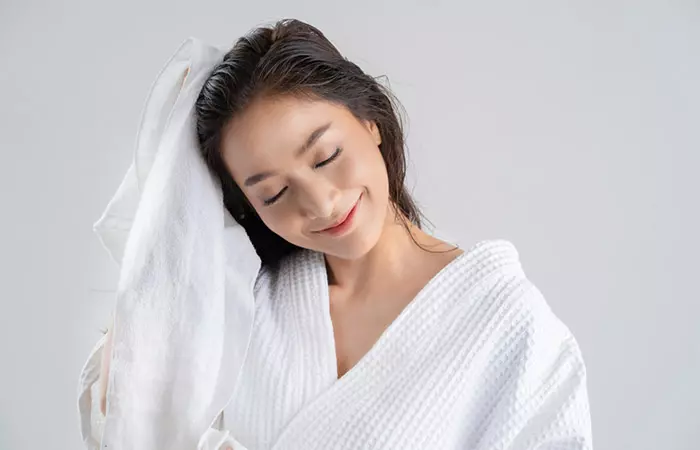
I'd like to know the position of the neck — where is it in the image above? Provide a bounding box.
[323,202,453,304]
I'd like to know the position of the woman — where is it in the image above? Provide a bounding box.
[80,19,592,449]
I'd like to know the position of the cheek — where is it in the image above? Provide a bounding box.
[257,208,304,239]
[337,146,385,189]
[257,210,287,232]
[357,146,389,198]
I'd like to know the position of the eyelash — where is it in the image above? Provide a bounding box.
[263,147,343,206]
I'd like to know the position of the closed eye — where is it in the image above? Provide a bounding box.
[263,147,343,206]
[314,146,342,168]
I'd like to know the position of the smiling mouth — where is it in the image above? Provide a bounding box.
[315,193,362,233]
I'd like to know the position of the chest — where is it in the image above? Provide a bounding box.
[328,291,411,379]
[222,248,474,448]
[327,260,448,379]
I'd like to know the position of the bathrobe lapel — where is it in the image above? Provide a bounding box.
[270,244,494,449]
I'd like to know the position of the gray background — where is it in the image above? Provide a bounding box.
[1,1,698,449]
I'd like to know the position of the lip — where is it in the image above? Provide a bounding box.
[316,193,362,235]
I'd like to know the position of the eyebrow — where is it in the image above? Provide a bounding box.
[243,122,333,187]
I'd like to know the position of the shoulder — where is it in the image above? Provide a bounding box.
[455,238,586,370]
[253,247,314,297]
[453,239,592,447]
[494,240,586,388]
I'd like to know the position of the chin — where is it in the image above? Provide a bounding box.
[320,221,383,261]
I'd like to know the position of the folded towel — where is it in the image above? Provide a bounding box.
[85,37,261,450]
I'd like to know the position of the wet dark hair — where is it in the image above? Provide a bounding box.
[195,18,429,269]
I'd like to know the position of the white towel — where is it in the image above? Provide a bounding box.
[91,37,260,450]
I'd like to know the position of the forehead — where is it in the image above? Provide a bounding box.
[221,96,354,178]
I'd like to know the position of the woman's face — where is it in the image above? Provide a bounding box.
[221,95,389,260]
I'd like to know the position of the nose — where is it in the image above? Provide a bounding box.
[294,172,341,220]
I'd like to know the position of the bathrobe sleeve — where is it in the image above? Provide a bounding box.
[76,334,249,450]
[475,280,593,450]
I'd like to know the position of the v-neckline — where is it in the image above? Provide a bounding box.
[312,247,469,384]
[270,239,521,450]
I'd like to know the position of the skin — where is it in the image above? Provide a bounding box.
[222,95,463,379]
[98,94,463,428]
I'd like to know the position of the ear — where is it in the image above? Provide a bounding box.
[365,120,382,146]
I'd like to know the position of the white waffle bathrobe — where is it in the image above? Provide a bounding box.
[78,239,593,449]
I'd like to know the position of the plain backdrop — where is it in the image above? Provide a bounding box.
[1,1,698,449]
